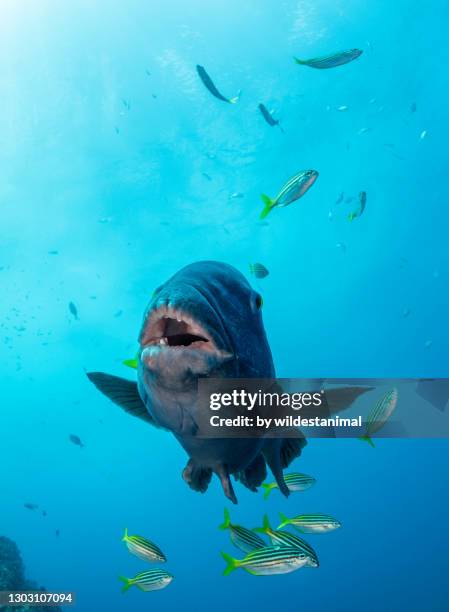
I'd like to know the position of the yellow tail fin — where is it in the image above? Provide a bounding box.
[221,551,238,576]
[260,194,274,219]
[219,508,231,530]
[358,435,375,448]
[119,576,132,593]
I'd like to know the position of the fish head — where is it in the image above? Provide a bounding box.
[299,169,319,195]
[137,261,274,433]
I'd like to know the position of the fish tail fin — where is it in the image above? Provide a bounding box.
[260,194,274,219]
[277,512,289,529]
[221,551,238,576]
[261,483,273,500]
[123,358,138,370]
[294,57,306,65]
[119,576,132,593]
[229,90,241,104]
[358,434,375,448]
[278,124,285,134]
[122,527,128,542]
[219,508,231,530]
[262,513,272,532]
[253,514,272,535]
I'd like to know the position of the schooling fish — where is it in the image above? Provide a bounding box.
[260,170,319,219]
[278,512,341,534]
[24,503,39,511]
[254,514,319,567]
[294,49,363,69]
[69,434,84,448]
[335,191,344,205]
[219,508,266,553]
[222,546,308,576]
[261,472,316,500]
[87,261,371,503]
[119,569,173,593]
[68,302,79,320]
[249,263,269,279]
[196,65,240,104]
[258,103,284,132]
[122,527,166,563]
[348,191,367,221]
[359,388,398,447]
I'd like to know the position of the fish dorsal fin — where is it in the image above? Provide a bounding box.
[87,372,160,427]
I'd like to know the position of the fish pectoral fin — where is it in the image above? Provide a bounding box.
[279,434,307,469]
[86,372,161,428]
[182,459,212,493]
[263,440,289,497]
[215,464,238,505]
[236,454,267,492]
[309,386,373,417]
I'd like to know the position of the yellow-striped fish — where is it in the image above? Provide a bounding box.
[294,49,363,69]
[260,170,318,219]
[261,473,316,499]
[122,528,166,563]
[278,512,341,534]
[119,569,173,593]
[221,546,308,576]
[219,509,266,553]
[254,515,319,567]
[359,388,399,447]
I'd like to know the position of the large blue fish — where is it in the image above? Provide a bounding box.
[87,261,367,503]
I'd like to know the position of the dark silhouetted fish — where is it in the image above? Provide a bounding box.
[69,434,84,448]
[294,49,363,69]
[68,302,79,320]
[24,503,38,511]
[335,191,344,205]
[348,191,367,221]
[258,104,284,132]
[87,261,370,503]
[196,65,240,104]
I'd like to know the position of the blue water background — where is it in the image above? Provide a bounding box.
[1,1,448,610]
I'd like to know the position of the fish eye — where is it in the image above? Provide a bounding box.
[255,294,263,310]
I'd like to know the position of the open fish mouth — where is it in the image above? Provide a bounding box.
[140,305,217,353]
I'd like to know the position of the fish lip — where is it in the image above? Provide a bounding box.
[139,304,220,354]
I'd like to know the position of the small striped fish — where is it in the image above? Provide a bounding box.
[294,49,363,69]
[249,262,269,279]
[359,388,398,447]
[278,512,341,534]
[119,569,173,593]
[122,528,166,563]
[262,472,316,500]
[260,169,319,219]
[254,514,319,567]
[348,191,367,221]
[222,545,308,576]
[219,508,266,553]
